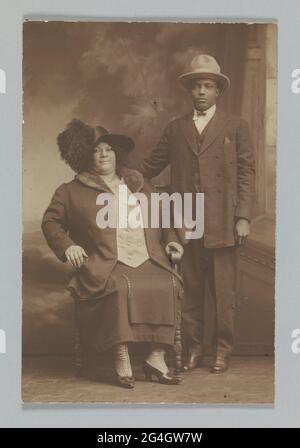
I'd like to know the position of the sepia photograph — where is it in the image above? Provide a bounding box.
[22,21,276,404]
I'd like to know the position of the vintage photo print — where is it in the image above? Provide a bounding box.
[22,21,276,404]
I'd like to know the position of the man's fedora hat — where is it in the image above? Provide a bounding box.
[178,54,230,93]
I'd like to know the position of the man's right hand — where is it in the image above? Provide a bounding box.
[65,245,89,268]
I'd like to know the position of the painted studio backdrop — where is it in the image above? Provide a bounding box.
[23,22,276,358]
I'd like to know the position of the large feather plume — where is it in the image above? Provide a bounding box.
[57,119,95,172]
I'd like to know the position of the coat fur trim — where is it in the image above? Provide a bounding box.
[75,167,144,193]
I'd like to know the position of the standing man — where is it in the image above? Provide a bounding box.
[138,54,255,373]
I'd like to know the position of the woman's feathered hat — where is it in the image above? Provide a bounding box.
[93,125,134,152]
[57,119,135,172]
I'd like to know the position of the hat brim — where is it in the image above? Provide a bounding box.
[178,71,230,92]
[95,134,135,152]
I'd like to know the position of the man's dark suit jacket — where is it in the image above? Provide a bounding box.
[138,108,256,249]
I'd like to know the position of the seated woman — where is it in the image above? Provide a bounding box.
[42,119,184,389]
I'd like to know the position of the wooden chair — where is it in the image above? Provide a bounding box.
[172,261,183,380]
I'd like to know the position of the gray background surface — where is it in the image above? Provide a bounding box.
[0,0,299,428]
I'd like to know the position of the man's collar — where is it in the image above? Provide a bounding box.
[193,104,216,121]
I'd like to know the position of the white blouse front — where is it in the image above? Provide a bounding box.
[102,176,150,268]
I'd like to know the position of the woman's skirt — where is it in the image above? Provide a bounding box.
[74,260,180,354]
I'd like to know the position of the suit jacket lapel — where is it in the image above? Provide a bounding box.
[199,108,230,155]
[180,109,230,157]
[180,112,199,156]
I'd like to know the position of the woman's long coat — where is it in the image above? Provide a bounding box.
[41,168,181,300]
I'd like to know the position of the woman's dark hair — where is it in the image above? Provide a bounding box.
[113,148,129,175]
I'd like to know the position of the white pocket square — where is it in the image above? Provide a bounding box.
[224,137,231,144]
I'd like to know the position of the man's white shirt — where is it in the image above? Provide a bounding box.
[193,104,216,135]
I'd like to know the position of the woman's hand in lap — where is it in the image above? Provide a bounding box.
[65,245,89,268]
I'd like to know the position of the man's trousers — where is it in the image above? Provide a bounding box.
[181,238,239,356]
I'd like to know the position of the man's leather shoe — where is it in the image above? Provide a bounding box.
[182,351,203,371]
[210,355,230,374]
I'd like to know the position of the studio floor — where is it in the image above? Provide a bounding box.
[22,355,274,405]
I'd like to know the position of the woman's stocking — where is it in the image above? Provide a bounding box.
[146,343,169,374]
[114,343,133,377]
